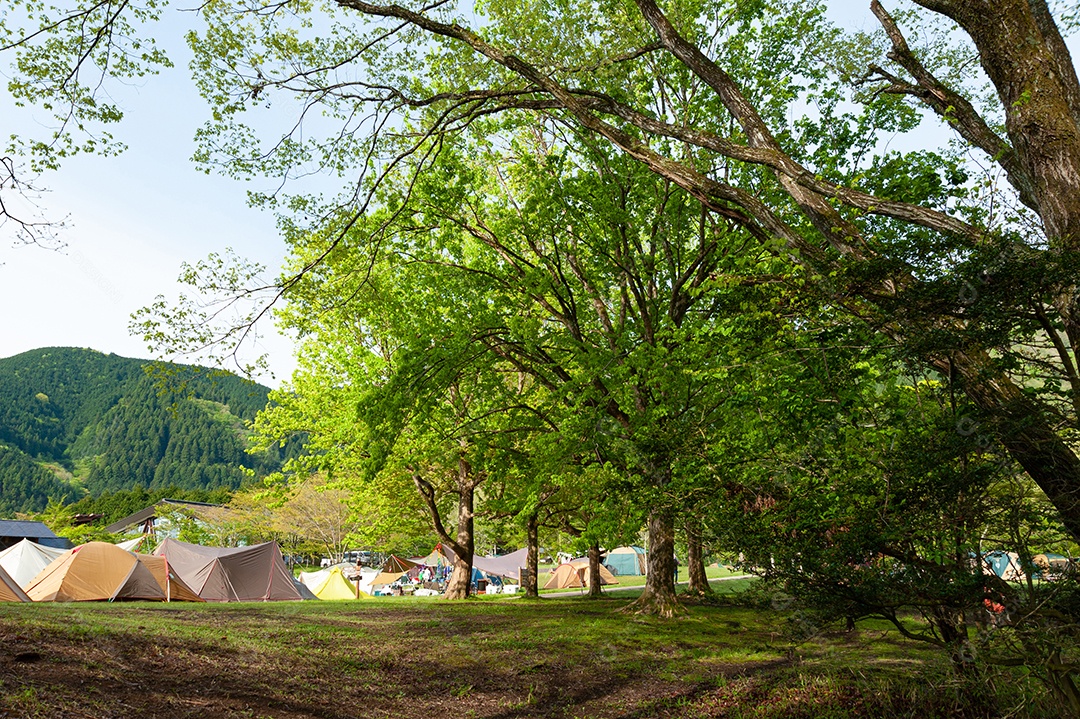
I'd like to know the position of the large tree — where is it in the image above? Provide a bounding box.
[6,0,1080,555]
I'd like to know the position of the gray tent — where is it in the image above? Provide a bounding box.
[154,539,302,602]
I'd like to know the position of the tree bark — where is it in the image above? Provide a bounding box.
[685,517,713,598]
[625,508,681,617]
[524,511,539,598]
[586,541,603,598]
[442,480,475,600]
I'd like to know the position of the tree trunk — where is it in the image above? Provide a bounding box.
[938,349,1080,539]
[524,511,539,598]
[586,541,603,598]
[442,479,475,600]
[625,508,681,617]
[685,517,713,598]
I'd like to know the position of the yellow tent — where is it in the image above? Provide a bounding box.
[307,566,371,600]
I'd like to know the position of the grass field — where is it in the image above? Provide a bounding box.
[0,587,1056,718]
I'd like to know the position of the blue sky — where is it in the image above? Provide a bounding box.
[0,16,297,385]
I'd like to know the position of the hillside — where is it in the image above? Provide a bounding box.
[0,347,285,516]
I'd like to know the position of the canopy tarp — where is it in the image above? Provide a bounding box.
[473,548,529,581]
[154,538,302,602]
[301,566,371,600]
[0,538,65,588]
[0,564,29,602]
[369,554,419,588]
[24,542,203,602]
[603,546,647,576]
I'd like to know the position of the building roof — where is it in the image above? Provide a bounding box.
[104,499,224,534]
[0,520,61,539]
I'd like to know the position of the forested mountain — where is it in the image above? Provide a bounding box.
[0,347,287,516]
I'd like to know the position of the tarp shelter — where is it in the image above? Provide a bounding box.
[604,546,647,576]
[369,555,419,589]
[543,560,619,589]
[0,564,30,602]
[300,566,371,600]
[24,542,203,602]
[0,538,65,588]
[983,551,1024,581]
[473,548,529,582]
[154,538,302,602]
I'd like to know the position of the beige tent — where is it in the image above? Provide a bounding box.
[543,560,619,590]
[25,542,203,602]
[154,538,302,602]
[0,564,30,602]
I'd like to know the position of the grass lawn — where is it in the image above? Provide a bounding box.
[0,591,1056,719]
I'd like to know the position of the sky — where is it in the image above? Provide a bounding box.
[0,1,933,387]
[0,17,299,386]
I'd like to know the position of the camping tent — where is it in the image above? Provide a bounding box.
[543,560,619,589]
[0,564,29,602]
[368,555,419,589]
[604,546,647,576]
[0,538,65,588]
[300,566,371,600]
[24,542,202,602]
[417,543,456,569]
[983,550,1025,581]
[1033,553,1070,578]
[154,538,302,602]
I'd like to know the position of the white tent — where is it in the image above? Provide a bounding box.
[0,538,65,588]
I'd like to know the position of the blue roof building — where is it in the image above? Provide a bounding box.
[0,519,70,550]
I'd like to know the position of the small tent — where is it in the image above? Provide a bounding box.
[604,546,647,576]
[24,542,202,602]
[0,538,65,588]
[543,560,619,589]
[0,564,30,602]
[300,566,371,600]
[983,550,1025,581]
[154,538,302,602]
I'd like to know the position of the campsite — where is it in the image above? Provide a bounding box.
[6,0,1080,715]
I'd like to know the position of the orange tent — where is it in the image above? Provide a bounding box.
[25,542,203,602]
